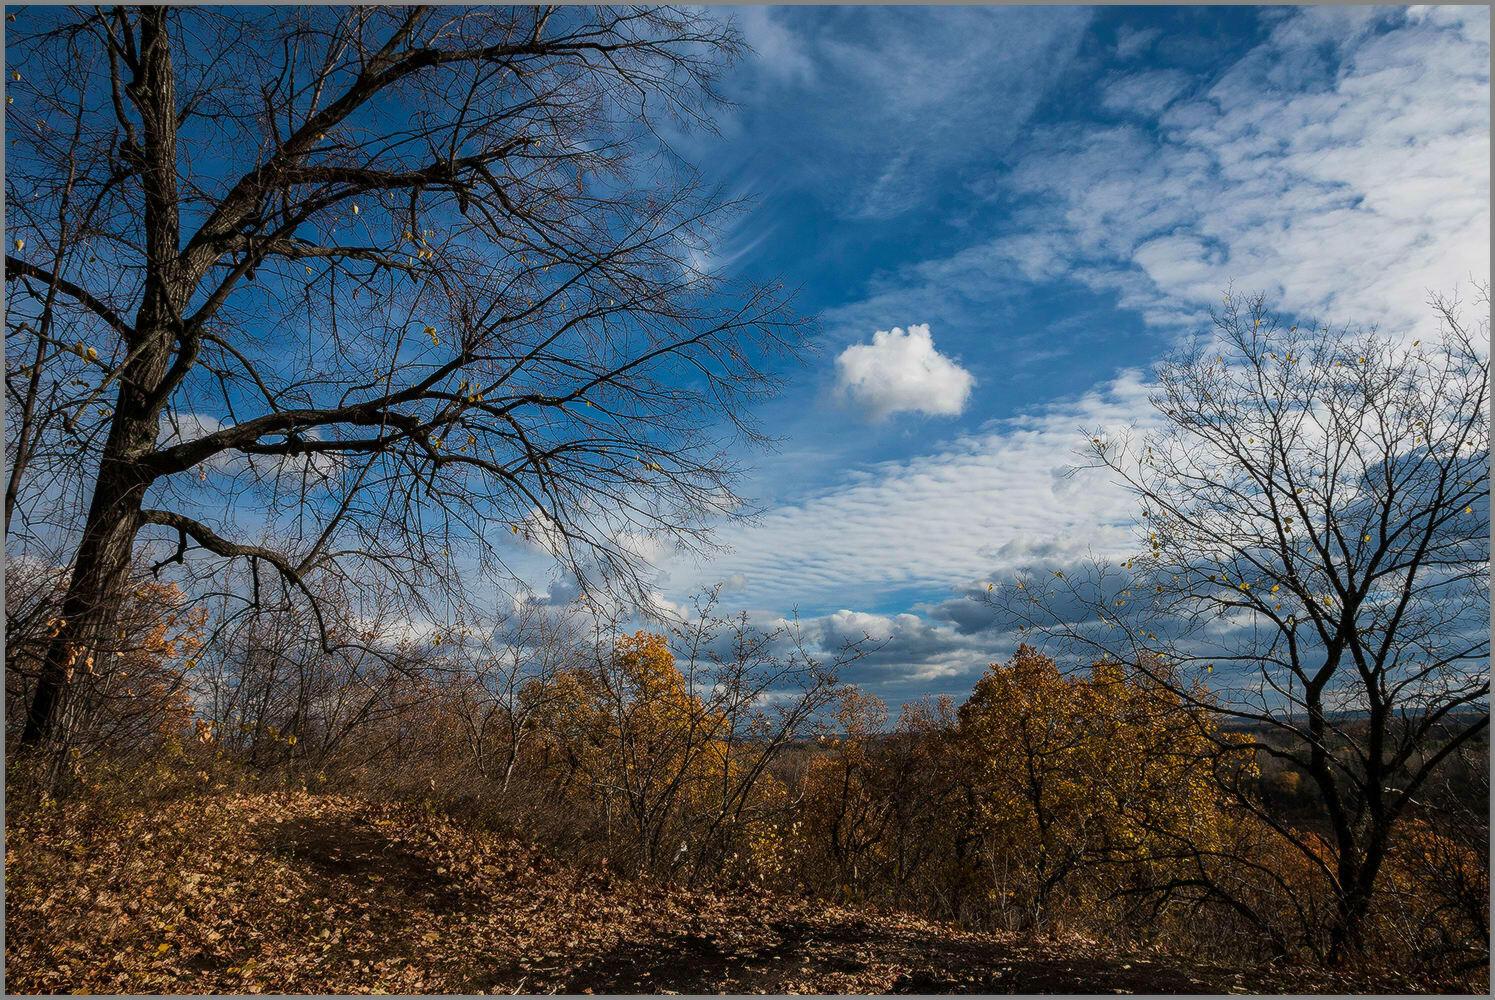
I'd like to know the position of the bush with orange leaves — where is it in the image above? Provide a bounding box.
[1374,818,1490,978]
[6,558,206,766]
[951,646,1245,933]
[788,645,1261,944]
[5,558,211,812]
[532,632,733,868]
[520,621,844,883]
[792,689,964,909]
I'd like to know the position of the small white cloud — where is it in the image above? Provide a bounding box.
[834,323,975,421]
[642,589,689,624]
[1100,69,1190,116]
[735,7,815,85]
[824,609,899,643]
[1114,25,1161,60]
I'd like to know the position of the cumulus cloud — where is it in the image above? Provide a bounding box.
[716,606,1000,701]
[834,324,975,421]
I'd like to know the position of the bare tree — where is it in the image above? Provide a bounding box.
[4,6,798,750]
[991,291,1489,960]
[449,596,581,796]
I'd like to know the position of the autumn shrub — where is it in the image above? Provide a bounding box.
[788,689,963,910]
[497,630,825,881]
[1373,819,1490,980]
[7,565,1485,989]
[6,559,209,805]
[948,647,1238,934]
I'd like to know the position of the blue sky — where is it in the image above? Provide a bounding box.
[9,5,1485,708]
[553,4,1490,703]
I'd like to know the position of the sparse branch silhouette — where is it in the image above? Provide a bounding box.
[5,5,799,750]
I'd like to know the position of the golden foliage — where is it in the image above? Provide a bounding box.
[953,645,1233,927]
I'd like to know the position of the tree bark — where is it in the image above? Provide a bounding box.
[21,7,185,750]
[19,417,154,745]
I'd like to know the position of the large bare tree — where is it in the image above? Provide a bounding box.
[5,6,796,749]
[991,291,1489,960]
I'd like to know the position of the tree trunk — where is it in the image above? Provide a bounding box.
[19,423,154,747]
[19,323,175,750]
[21,7,184,752]
[1328,826,1388,965]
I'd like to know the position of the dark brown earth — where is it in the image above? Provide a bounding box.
[3,791,1439,994]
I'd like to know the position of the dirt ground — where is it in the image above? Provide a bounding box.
[3,791,1442,994]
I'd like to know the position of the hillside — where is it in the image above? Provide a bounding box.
[3,791,1431,995]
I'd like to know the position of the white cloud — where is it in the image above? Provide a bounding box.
[764,7,1093,219]
[735,7,815,85]
[156,411,345,481]
[676,371,1156,610]
[834,324,975,421]
[1001,6,1490,338]
[818,8,1487,347]
[1114,25,1161,60]
[1100,69,1190,116]
[823,609,900,643]
[514,507,568,558]
[157,412,234,471]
